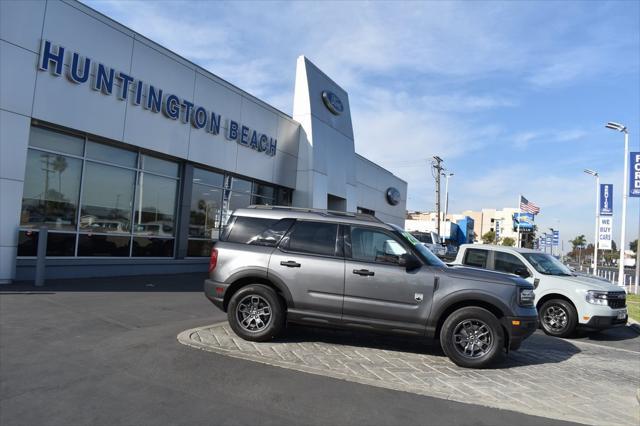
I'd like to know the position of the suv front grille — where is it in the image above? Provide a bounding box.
[606,292,626,309]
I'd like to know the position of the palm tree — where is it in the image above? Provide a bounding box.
[570,235,587,265]
[51,155,68,193]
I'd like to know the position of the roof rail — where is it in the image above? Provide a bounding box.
[247,205,384,224]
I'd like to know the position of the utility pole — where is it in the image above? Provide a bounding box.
[432,156,444,237]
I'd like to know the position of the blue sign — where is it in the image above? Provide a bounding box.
[513,212,534,231]
[599,184,613,216]
[37,40,278,157]
[630,152,640,197]
[552,230,559,247]
[321,90,344,115]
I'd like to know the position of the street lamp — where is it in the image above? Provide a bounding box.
[605,121,629,287]
[442,172,454,219]
[584,169,600,276]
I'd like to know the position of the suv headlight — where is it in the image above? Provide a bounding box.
[518,288,535,307]
[586,290,609,305]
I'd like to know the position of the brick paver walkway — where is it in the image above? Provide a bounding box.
[178,323,640,426]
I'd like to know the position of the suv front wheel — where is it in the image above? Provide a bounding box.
[227,284,285,342]
[539,299,577,338]
[440,307,504,368]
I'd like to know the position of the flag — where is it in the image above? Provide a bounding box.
[520,195,540,215]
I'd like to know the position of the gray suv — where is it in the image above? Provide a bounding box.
[204,207,538,368]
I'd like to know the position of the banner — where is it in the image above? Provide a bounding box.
[552,230,559,247]
[630,152,640,197]
[598,216,613,250]
[495,219,501,240]
[599,184,613,216]
[513,212,534,231]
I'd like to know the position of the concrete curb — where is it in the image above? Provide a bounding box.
[628,317,640,334]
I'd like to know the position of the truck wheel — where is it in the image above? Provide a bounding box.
[539,299,577,338]
[440,307,504,369]
[227,284,285,342]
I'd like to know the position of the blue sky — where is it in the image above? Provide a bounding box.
[86,0,639,252]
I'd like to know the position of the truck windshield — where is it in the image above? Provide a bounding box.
[521,253,572,276]
[398,230,447,267]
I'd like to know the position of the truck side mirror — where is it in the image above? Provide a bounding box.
[514,267,530,279]
[401,254,422,271]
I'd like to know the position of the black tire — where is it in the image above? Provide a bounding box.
[227,284,285,342]
[539,299,577,338]
[439,307,504,369]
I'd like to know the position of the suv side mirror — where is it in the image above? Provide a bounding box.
[514,267,530,279]
[401,254,422,271]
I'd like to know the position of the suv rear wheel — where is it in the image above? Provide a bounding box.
[440,307,504,368]
[539,299,577,338]
[227,284,285,342]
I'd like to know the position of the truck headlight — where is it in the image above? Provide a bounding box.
[586,290,608,305]
[518,288,535,307]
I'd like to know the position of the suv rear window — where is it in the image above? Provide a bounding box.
[283,221,339,257]
[222,216,293,246]
[464,249,488,268]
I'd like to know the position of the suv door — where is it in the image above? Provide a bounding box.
[269,220,345,323]
[342,225,437,334]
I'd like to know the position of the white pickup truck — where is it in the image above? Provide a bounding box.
[452,244,628,337]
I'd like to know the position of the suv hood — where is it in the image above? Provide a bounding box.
[444,265,528,287]
[546,274,624,292]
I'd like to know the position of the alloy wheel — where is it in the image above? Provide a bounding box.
[452,319,494,359]
[543,305,568,332]
[236,295,272,332]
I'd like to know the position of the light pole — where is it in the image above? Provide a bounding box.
[584,169,600,276]
[549,228,556,257]
[605,121,629,287]
[442,172,454,219]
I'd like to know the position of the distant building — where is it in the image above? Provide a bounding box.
[460,208,523,243]
[405,211,474,245]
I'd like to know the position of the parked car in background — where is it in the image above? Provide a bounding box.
[204,207,538,368]
[411,231,447,258]
[453,244,628,337]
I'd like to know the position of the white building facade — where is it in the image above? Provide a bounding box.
[0,0,407,282]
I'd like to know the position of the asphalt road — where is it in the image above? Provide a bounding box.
[2,273,637,426]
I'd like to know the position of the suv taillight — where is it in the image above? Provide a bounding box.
[208,248,218,273]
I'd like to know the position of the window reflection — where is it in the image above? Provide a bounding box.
[80,162,135,233]
[133,172,177,236]
[20,150,82,230]
[189,185,222,238]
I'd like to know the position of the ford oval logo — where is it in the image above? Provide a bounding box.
[321,90,344,115]
[386,187,401,206]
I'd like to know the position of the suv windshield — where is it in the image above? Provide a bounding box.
[522,253,572,276]
[397,229,446,267]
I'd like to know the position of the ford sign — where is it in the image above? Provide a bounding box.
[386,187,401,206]
[321,90,344,115]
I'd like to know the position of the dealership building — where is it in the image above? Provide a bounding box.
[0,0,407,283]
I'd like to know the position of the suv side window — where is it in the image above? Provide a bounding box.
[222,216,293,247]
[464,249,488,268]
[494,251,527,275]
[350,226,408,265]
[284,221,339,257]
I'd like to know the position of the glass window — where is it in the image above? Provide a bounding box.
[189,185,223,239]
[29,126,84,156]
[132,237,174,257]
[231,177,252,193]
[253,183,275,199]
[86,141,137,167]
[133,173,178,236]
[78,234,130,256]
[350,227,407,265]
[286,221,338,257]
[80,162,135,234]
[17,230,38,256]
[494,252,527,274]
[357,207,375,216]
[193,168,224,187]
[225,217,278,244]
[140,154,179,177]
[464,249,488,268]
[251,195,274,206]
[187,239,213,257]
[16,231,76,257]
[276,188,292,206]
[20,149,82,231]
[228,191,251,211]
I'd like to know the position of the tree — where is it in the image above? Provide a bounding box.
[501,237,515,247]
[631,239,638,254]
[481,230,496,244]
[570,235,586,251]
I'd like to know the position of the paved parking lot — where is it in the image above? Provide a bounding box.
[180,322,640,426]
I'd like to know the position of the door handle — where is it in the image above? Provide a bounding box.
[280,260,301,268]
[353,269,375,276]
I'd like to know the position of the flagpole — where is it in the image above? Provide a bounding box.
[517,194,521,248]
